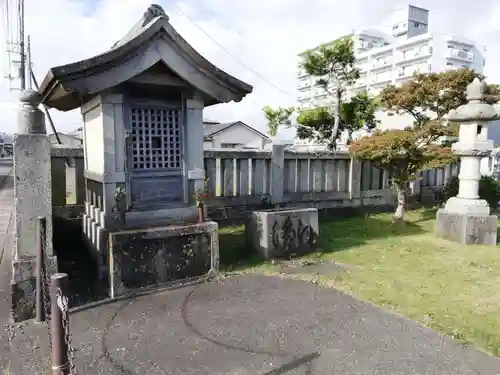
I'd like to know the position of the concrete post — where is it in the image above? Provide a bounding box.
[436,78,499,245]
[11,89,58,322]
[270,144,285,204]
[348,157,362,201]
[185,96,206,200]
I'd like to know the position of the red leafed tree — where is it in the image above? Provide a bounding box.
[349,68,499,222]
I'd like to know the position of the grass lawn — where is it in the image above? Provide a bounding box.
[219,208,500,357]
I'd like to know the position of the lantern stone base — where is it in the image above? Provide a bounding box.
[435,208,497,245]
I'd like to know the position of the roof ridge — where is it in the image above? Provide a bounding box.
[111,4,169,49]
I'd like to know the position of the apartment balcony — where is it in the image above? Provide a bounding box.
[396,46,432,64]
[297,80,311,90]
[447,48,474,62]
[369,77,393,87]
[354,78,368,88]
[297,70,308,78]
[297,94,311,102]
[395,69,414,81]
[369,59,393,71]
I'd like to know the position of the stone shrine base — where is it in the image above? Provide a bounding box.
[11,256,58,322]
[108,221,219,298]
[435,209,497,245]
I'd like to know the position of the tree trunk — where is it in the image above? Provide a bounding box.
[393,183,407,222]
[330,85,341,148]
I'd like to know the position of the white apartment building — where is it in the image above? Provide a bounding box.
[296,5,486,139]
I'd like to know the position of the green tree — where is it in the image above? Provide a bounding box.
[349,123,456,222]
[263,92,379,144]
[263,106,295,137]
[381,68,500,126]
[296,91,379,144]
[300,36,361,148]
[349,68,499,222]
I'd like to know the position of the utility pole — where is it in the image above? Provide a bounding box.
[27,34,31,89]
[18,0,25,90]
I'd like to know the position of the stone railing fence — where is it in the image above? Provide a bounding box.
[49,145,457,219]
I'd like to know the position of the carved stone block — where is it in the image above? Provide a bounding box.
[245,208,319,259]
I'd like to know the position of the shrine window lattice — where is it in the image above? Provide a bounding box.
[130,107,182,170]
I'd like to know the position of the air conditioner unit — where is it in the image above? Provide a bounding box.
[398,70,405,76]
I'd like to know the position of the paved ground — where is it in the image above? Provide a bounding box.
[9,274,500,375]
[0,158,14,374]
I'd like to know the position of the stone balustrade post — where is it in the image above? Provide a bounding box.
[11,89,58,322]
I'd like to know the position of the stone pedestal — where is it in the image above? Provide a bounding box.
[435,209,497,245]
[246,208,319,259]
[108,221,219,298]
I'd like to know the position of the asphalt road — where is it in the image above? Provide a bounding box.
[0,157,14,375]
[9,275,500,375]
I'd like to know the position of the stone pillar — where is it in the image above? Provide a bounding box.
[11,90,57,322]
[270,144,285,204]
[348,157,362,201]
[410,173,421,196]
[436,78,498,245]
[185,96,206,199]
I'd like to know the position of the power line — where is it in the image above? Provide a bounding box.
[168,0,294,98]
[17,0,24,89]
[1,0,14,82]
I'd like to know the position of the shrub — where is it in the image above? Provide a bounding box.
[444,175,500,208]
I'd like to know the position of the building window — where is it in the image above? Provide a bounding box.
[221,143,241,149]
[446,62,453,66]
[414,22,420,28]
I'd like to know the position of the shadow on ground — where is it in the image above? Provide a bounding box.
[218,209,433,269]
[413,207,439,223]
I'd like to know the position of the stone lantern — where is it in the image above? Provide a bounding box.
[436,78,499,245]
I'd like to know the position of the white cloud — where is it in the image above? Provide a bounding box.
[0,0,499,137]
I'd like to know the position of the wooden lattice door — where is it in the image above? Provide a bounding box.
[127,105,184,209]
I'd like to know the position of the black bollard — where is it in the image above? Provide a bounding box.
[50,273,70,375]
[35,216,47,323]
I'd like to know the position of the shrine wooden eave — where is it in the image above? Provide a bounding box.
[38,10,253,111]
